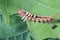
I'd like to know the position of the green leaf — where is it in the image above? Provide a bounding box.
[0,0,33,40]
[0,0,23,24]
[0,12,31,40]
[21,0,60,40]
[0,0,60,40]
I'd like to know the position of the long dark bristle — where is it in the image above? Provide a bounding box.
[11,13,18,16]
[53,19,60,23]
[56,19,60,22]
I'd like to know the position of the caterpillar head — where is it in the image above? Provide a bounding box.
[18,10,26,16]
[18,10,28,16]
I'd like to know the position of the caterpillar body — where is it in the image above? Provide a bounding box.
[18,10,57,23]
[17,10,58,29]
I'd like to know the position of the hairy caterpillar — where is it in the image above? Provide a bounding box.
[17,10,59,29]
[18,10,57,23]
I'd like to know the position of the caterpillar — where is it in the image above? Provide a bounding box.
[18,10,57,23]
[17,10,59,29]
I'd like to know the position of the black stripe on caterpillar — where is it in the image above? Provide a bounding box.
[18,10,57,23]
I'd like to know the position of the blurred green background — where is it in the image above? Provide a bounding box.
[0,0,60,40]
